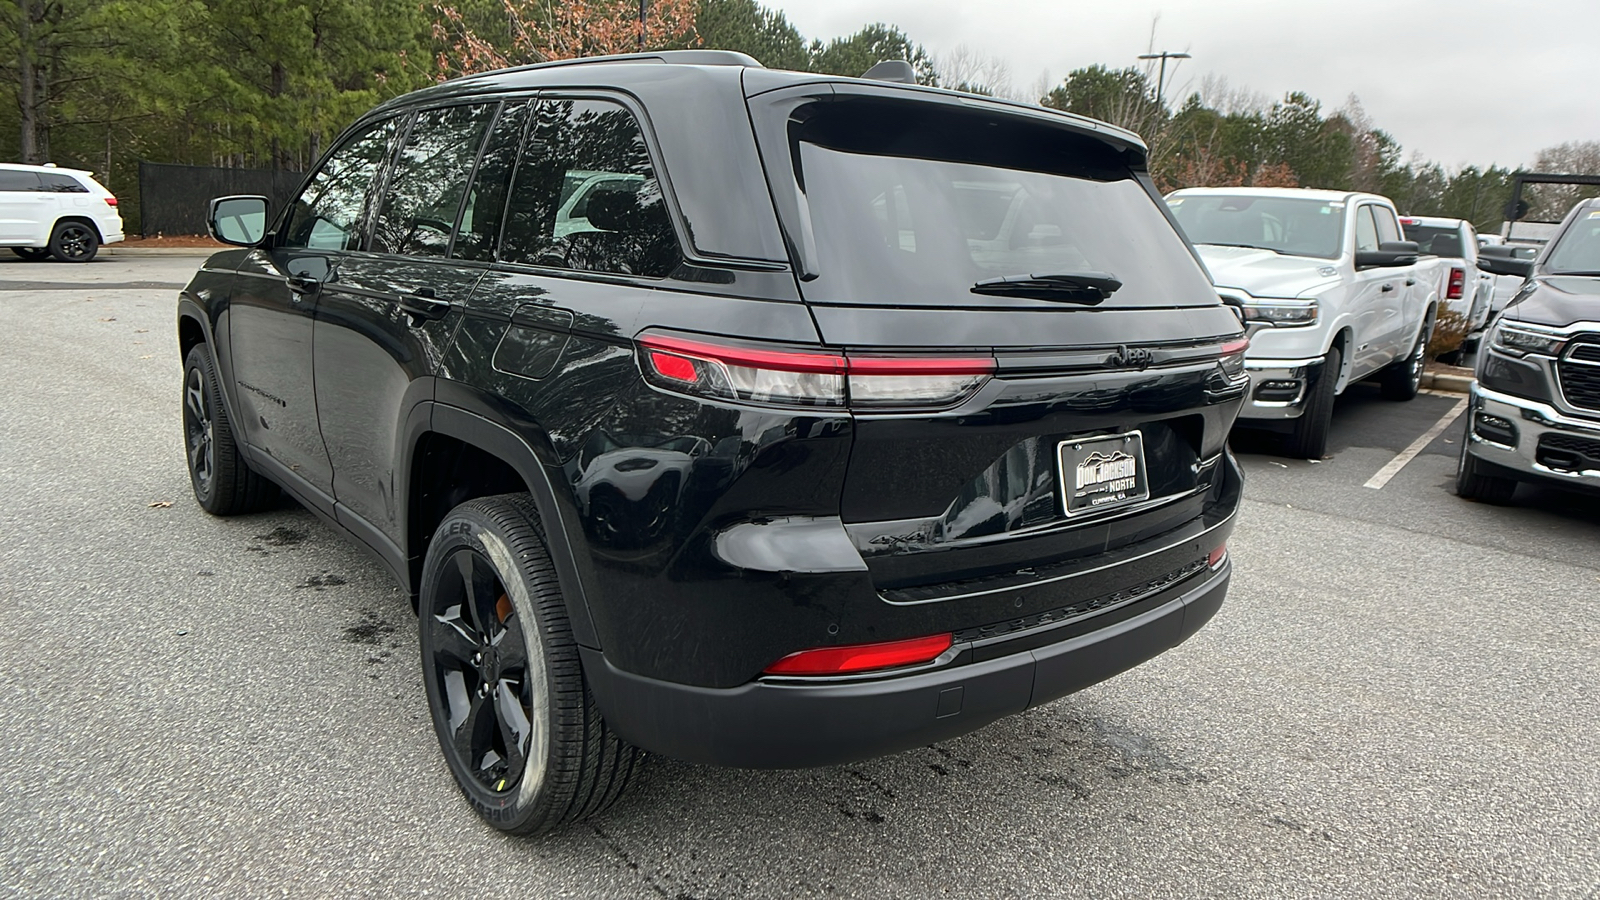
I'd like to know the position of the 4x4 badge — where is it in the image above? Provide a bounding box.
[1107,345,1154,370]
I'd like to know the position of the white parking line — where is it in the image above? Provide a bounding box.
[1363,397,1470,490]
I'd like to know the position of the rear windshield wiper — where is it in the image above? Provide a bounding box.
[971,271,1123,304]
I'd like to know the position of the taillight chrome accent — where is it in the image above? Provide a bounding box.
[637,331,994,409]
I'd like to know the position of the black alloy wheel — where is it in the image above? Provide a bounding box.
[184,365,216,498]
[428,546,542,795]
[181,345,276,515]
[48,221,99,262]
[10,247,50,261]
[419,494,642,835]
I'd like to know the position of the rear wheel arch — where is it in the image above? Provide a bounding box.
[52,215,104,242]
[178,313,206,361]
[406,406,601,648]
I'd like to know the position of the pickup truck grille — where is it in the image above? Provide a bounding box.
[1558,341,1600,413]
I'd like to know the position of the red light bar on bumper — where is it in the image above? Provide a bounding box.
[762,633,954,676]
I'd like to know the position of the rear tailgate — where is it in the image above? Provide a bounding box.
[751,87,1246,609]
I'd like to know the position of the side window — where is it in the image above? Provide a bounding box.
[282,118,398,251]
[39,173,89,193]
[1354,206,1380,253]
[1373,207,1402,245]
[0,171,40,191]
[371,103,497,257]
[453,100,530,263]
[500,97,679,277]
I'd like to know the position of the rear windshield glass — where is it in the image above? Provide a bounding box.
[1544,212,1600,275]
[1401,224,1464,258]
[1167,194,1345,260]
[790,101,1216,308]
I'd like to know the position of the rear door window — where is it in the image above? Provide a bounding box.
[499,97,678,277]
[282,118,399,251]
[371,103,497,258]
[784,99,1216,307]
[453,100,531,263]
[39,173,89,193]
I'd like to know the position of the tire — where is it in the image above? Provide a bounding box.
[1455,420,1518,504]
[11,247,50,261]
[1283,345,1340,460]
[1381,318,1430,401]
[48,221,99,262]
[182,345,277,515]
[419,494,643,835]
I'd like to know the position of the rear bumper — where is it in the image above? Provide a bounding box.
[1466,383,1600,488]
[582,560,1230,768]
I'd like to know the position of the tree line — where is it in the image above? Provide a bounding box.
[4,0,1593,233]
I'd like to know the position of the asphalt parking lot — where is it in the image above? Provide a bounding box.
[3,254,1597,899]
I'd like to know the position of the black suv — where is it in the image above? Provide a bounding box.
[179,51,1248,834]
[1459,197,1600,502]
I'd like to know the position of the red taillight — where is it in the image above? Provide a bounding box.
[636,331,994,409]
[648,350,698,383]
[1207,544,1228,569]
[104,196,118,207]
[1400,217,1419,226]
[763,633,954,676]
[1447,267,1465,300]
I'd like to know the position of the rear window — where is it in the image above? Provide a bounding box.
[789,100,1216,308]
[1402,224,1464,258]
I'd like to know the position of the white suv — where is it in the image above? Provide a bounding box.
[0,163,124,262]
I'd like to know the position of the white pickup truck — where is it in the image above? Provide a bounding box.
[1166,187,1442,458]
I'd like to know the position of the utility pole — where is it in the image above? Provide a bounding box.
[638,0,647,50]
[1137,50,1191,111]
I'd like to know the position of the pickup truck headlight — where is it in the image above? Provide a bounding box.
[1237,298,1318,327]
[1490,322,1566,358]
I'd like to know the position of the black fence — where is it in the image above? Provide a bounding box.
[137,162,305,236]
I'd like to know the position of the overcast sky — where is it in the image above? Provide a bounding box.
[772,0,1598,171]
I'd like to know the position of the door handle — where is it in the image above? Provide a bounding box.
[286,275,323,296]
[1381,283,1396,293]
[1405,279,1417,286]
[399,287,451,322]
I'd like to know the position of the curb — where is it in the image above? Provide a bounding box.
[102,247,217,257]
[1421,372,1473,394]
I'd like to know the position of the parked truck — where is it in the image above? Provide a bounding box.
[1400,215,1493,336]
[1167,187,1443,458]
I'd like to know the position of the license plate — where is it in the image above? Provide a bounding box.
[1059,431,1150,516]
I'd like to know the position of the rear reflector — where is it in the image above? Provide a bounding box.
[637,330,993,409]
[763,633,954,676]
[1207,544,1227,569]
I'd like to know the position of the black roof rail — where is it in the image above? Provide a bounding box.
[463,49,762,81]
[860,60,916,84]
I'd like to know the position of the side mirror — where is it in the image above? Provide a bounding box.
[208,195,269,247]
[1477,254,1534,278]
[1354,241,1420,269]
